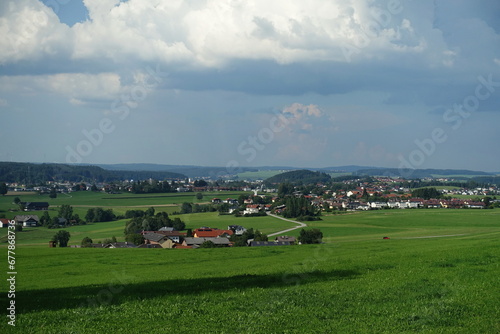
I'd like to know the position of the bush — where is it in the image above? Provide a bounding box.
[200,240,216,248]
[52,230,71,247]
[297,215,322,221]
[81,237,93,247]
[125,233,144,245]
[298,228,323,244]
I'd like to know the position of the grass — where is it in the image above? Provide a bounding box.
[429,174,487,179]
[2,227,499,333]
[0,191,251,212]
[415,185,463,190]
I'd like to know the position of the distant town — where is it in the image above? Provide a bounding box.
[2,168,499,249]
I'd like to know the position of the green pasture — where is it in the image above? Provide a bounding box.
[0,190,253,219]
[416,185,463,190]
[1,218,499,333]
[2,206,500,248]
[0,190,251,208]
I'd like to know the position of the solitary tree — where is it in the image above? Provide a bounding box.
[180,202,192,214]
[49,187,57,199]
[58,204,74,221]
[40,211,51,226]
[196,192,203,200]
[0,183,7,196]
[145,206,155,217]
[172,217,185,231]
[103,236,117,244]
[298,228,323,244]
[254,230,268,241]
[52,230,71,247]
[81,236,93,247]
[200,240,216,248]
[125,233,144,245]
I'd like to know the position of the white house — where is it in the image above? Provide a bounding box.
[228,225,247,235]
[243,205,260,215]
[370,202,388,209]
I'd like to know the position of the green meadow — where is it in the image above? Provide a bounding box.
[0,191,252,222]
[0,192,499,333]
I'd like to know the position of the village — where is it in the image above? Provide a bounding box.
[2,173,498,250]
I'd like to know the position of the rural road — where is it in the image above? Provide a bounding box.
[266,213,307,237]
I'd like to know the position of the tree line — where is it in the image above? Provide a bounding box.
[0,162,186,184]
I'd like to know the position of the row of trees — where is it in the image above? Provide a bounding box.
[298,229,323,244]
[124,211,185,235]
[38,205,119,227]
[280,196,321,220]
[411,187,443,200]
[85,208,116,223]
[39,205,84,228]
[130,180,177,194]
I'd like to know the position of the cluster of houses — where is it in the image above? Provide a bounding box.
[0,214,71,228]
[83,225,296,249]
[335,198,486,211]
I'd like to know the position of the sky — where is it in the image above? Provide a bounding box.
[0,0,499,172]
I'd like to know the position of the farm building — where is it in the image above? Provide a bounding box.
[21,202,49,211]
[14,215,39,227]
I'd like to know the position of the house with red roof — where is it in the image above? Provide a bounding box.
[193,227,233,238]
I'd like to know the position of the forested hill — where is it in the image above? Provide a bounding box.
[0,162,186,183]
[353,168,493,178]
[265,169,331,185]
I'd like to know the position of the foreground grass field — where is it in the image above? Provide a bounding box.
[2,229,499,333]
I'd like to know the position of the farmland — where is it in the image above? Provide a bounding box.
[0,191,499,333]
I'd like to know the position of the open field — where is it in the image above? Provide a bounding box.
[1,210,499,333]
[430,174,489,179]
[416,185,463,190]
[0,190,253,219]
[0,191,252,209]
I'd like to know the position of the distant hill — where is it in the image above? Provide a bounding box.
[265,169,331,185]
[1,161,496,184]
[471,176,500,186]
[95,163,258,178]
[316,165,380,173]
[353,168,493,178]
[0,162,186,184]
[95,164,382,178]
